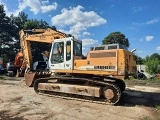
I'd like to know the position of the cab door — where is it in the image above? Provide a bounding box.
[49,40,65,71]
[49,37,74,72]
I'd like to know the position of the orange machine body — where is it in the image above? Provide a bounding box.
[55,48,136,80]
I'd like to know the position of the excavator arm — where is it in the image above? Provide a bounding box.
[19,28,67,71]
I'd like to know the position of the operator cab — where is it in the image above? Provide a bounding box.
[49,37,82,73]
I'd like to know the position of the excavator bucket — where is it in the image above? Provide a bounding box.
[24,72,36,87]
[24,71,51,87]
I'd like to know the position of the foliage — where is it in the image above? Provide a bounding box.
[143,53,160,74]
[0,75,5,79]
[150,53,160,63]
[125,79,160,88]
[0,5,18,62]
[7,12,29,58]
[102,32,130,47]
[0,5,53,63]
[10,12,28,39]
[145,57,160,74]
[23,19,50,29]
[135,55,144,64]
[156,105,160,110]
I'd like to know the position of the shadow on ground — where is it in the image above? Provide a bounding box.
[0,110,27,120]
[118,89,160,107]
[0,76,24,86]
[0,76,24,81]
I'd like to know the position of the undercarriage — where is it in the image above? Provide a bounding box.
[32,74,125,105]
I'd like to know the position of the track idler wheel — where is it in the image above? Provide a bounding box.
[34,79,48,94]
[103,84,121,104]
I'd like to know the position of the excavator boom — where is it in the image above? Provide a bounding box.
[19,28,67,70]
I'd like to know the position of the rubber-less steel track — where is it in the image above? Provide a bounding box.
[34,76,122,105]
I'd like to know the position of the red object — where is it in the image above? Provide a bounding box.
[155,73,160,78]
[13,52,26,70]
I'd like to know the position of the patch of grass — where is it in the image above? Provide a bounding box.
[139,116,152,120]
[0,75,5,79]
[152,78,160,82]
[125,79,160,87]
[157,116,160,120]
[156,105,160,110]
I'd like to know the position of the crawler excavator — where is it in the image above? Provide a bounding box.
[19,28,137,105]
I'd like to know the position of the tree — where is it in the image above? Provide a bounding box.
[145,57,160,74]
[0,6,56,63]
[0,5,17,62]
[150,53,160,63]
[0,5,12,47]
[144,53,160,74]
[23,19,50,29]
[10,12,28,38]
[8,12,28,55]
[102,32,130,48]
[135,55,144,64]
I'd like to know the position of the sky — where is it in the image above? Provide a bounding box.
[0,0,160,58]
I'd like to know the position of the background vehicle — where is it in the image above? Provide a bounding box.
[0,57,6,74]
[0,65,5,74]
[19,28,137,105]
[6,62,16,76]
[136,65,153,79]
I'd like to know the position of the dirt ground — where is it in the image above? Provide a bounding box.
[0,77,160,120]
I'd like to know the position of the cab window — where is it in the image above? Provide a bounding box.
[66,41,71,61]
[51,42,64,64]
